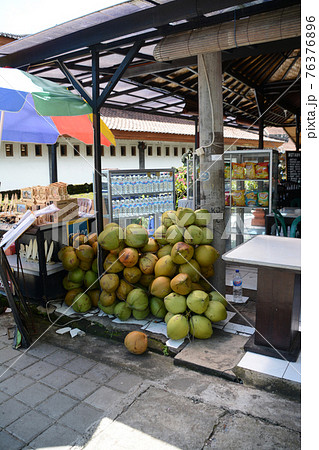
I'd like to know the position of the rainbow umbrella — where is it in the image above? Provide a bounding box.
[0,67,115,145]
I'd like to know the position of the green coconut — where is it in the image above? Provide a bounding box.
[154,225,168,245]
[98,300,119,315]
[126,288,149,311]
[194,209,211,226]
[133,307,150,320]
[189,315,213,339]
[68,267,85,284]
[161,210,177,228]
[178,259,201,282]
[125,224,149,248]
[194,245,219,267]
[72,293,91,313]
[84,270,99,290]
[98,223,124,251]
[167,314,189,340]
[204,300,227,322]
[186,290,209,314]
[157,244,172,258]
[183,225,203,245]
[166,225,184,245]
[150,297,167,319]
[164,292,187,314]
[63,276,82,291]
[154,255,177,278]
[200,227,214,244]
[176,207,196,227]
[209,291,228,308]
[114,302,132,321]
[164,311,175,324]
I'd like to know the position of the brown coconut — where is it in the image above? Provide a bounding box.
[124,331,148,355]
[170,273,192,295]
[119,247,139,267]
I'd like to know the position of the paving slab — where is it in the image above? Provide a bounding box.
[40,367,78,389]
[6,409,54,443]
[0,373,34,396]
[62,355,98,375]
[206,411,300,449]
[61,377,100,400]
[174,328,248,380]
[20,360,57,380]
[15,382,56,407]
[106,371,143,393]
[35,391,79,419]
[0,430,25,450]
[0,398,30,428]
[29,423,79,449]
[56,403,105,433]
[84,385,126,413]
[83,386,223,450]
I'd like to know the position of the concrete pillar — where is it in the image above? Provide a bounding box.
[198,52,225,294]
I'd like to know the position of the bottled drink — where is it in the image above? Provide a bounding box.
[233,269,243,302]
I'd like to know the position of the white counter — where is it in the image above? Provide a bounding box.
[222,235,301,272]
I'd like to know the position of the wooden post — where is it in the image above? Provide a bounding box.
[198,52,225,294]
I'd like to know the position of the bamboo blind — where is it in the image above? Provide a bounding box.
[153,5,300,61]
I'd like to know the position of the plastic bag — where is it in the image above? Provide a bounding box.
[255,162,269,179]
[224,164,230,179]
[258,191,269,206]
[245,190,258,206]
[232,163,245,179]
[232,190,246,206]
[245,162,256,179]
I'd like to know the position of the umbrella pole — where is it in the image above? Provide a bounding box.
[0,110,4,144]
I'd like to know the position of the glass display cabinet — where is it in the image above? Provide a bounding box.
[100,168,175,231]
[224,149,278,249]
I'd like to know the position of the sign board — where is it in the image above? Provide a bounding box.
[286,152,301,183]
[66,219,89,245]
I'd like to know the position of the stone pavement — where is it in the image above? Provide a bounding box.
[0,312,301,450]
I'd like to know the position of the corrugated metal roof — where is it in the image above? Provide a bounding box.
[0,0,300,132]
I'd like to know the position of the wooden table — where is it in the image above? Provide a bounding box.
[222,235,301,361]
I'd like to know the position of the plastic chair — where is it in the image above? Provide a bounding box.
[271,209,287,237]
[290,198,301,208]
[290,216,301,238]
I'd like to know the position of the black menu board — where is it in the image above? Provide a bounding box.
[286,152,301,183]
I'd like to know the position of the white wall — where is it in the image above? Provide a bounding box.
[0,142,50,191]
[0,137,194,191]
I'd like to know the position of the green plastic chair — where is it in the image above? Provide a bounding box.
[272,209,287,237]
[290,216,301,238]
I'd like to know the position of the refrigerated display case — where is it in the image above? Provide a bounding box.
[100,168,175,231]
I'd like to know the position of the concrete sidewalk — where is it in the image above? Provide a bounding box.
[0,312,300,450]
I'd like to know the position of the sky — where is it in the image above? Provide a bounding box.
[0,0,125,35]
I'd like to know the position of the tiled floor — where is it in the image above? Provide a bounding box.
[237,351,301,384]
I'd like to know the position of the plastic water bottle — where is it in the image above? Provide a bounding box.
[232,269,243,302]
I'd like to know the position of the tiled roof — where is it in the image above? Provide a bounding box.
[101,108,195,135]
[101,108,284,143]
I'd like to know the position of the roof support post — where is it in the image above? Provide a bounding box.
[255,91,265,149]
[198,52,225,295]
[48,143,58,184]
[91,49,104,277]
